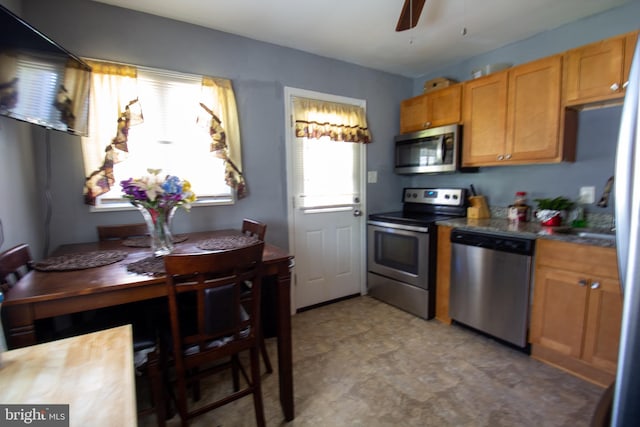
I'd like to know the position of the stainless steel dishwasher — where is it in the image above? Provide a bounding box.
[449,228,535,348]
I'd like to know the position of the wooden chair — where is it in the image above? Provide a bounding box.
[96,224,167,426]
[0,243,32,292]
[241,219,273,374]
[0,244,33,348]
[163,242,266,427]
[242,218,266,241]
[97,223,148,241]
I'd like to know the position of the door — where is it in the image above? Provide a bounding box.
[399,94,429,134]
[564,34,626,104]
[285,87,366,310]
[462,71,508,166]
[529,266,589,358]
[507,55,562,162]
[582,276,623,374]
[399,85,462,134]
[426,84,462,128]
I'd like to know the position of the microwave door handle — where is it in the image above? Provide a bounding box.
[436,135,445,163]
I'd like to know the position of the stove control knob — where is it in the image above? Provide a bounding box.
[445,195,450,199]
[452,194,458,199]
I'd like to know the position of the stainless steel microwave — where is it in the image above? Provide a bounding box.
[394,124,462,174]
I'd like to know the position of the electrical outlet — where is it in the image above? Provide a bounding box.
[579,186,596,204]
[367,171,378,184]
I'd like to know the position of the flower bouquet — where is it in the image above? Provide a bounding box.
[121,169,196,256]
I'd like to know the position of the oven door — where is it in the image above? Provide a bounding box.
[367,221,430,289]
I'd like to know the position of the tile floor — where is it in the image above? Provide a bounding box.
[140,295,603,426]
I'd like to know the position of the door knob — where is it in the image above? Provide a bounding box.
[610,82,620,92]
[578,279,587,287]
[353,209,362,217]
[591,282,601,290]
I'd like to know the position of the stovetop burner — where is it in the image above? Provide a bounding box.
[368,211,463,227]
[368,187,469,227]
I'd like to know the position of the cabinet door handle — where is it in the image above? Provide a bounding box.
[591,282,601,290]
[623,81,630,89]
[424,122,432,128]
[504,154,512,160]
[497,155,504,161]
[578,279,587,287]
[610,82,620,92]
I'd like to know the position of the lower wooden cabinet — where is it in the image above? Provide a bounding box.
[435,225,453,324]
[529,239,622,387]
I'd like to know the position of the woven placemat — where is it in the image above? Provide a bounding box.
[126,256,166,276]
[121,234,188,248]
[33,250,128,272]
[196,235,259,251]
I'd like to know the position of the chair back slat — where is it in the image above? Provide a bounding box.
[97,223,148,241]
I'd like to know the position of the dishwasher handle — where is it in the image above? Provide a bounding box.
[450,228,535,256]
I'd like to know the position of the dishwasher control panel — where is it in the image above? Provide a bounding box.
[450,229,535,256]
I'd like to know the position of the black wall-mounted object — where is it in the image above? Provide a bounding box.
[0,4,91,137]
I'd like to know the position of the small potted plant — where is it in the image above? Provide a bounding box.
[534,196,575,226]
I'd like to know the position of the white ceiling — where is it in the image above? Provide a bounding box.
[90,0,628,78]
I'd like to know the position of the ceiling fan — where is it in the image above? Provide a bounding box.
[396,0,427,32]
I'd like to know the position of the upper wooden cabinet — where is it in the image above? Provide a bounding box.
[399,84,462,134]
[462,55,572,167]
[564,30,639,107]
[529,239,622,387]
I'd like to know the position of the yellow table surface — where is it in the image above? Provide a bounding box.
[0,325,136,426]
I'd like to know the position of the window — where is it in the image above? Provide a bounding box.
[92,67,232,210]
[294,135,360,209]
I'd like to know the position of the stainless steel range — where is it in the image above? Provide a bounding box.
[367,187,468,319]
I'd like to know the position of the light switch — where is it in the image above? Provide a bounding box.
[367,171,378,184]
[579,186,596,204]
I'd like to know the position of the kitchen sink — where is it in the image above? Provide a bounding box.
[552,228,616,241]
[576,231,616,241]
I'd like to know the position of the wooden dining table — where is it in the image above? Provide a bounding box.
[0,325,136,426]
[2,229,295,421]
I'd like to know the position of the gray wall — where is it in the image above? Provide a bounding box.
[0,0,46,258]
[1,0,637,258]
[4,0,410,257]
[408,0,640,212]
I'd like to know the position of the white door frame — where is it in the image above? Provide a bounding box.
[284,86,368,314]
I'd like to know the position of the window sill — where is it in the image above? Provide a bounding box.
[89,196,235,212]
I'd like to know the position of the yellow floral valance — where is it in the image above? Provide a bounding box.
[292,97,371,143]
[84,60,137,77]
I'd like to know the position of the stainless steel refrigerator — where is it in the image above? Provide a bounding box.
[612,37,640,426]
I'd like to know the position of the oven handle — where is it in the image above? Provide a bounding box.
[367,220,430,233]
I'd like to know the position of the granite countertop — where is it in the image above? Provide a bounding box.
[436,217,616,248]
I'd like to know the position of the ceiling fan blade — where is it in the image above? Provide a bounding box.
[396,0,427,32]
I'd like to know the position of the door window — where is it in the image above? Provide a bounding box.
[293,135,360,211]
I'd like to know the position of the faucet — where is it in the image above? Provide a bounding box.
[597,176,614,207]
[597,176,615,230]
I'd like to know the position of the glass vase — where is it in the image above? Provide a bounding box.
[137,204,176,257]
